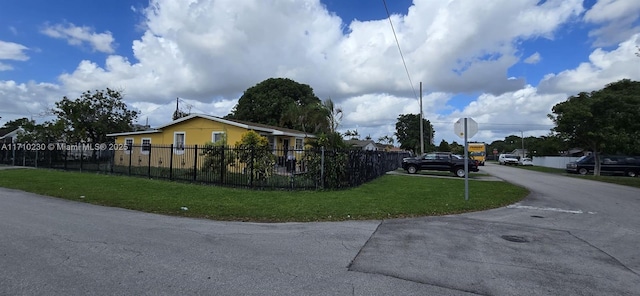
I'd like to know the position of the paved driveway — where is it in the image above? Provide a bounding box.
[1,165,639,295]
[351,163,640,295]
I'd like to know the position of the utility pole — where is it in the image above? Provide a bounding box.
[173,97,181,121]
[521,130,525,158]
[419,82,424,155]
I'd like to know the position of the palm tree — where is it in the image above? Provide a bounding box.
[322,98,343,133]
[378,135,394,145]
[280,98,343,135]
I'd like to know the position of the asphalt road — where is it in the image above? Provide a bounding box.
[1,165,639,295]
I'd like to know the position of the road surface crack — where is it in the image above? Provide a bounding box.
[346,220,383,269]
[569,231,640,277]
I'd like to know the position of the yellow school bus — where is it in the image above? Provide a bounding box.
[468,142,486,166]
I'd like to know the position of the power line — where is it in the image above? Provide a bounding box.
[430,121,554,128]
[178,98,215,115]
[135,99,173,117]
[382,0,418,100]
[426,118,554,126]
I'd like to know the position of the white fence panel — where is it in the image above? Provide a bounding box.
[532,156,580,169]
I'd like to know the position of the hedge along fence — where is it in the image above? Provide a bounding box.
[2,143,410,190]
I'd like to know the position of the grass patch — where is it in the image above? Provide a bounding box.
[570,174,640,188]
[0,168,528,222]
[509,164,640,189]
[402,169,489,177]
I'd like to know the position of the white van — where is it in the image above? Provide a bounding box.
[499,154,520,165]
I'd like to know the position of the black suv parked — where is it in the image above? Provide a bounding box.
[402,152,479,177]
[566,155,640,177]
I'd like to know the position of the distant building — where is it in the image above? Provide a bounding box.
[510,149,529,158]
[560,148,588,157]
[345,139,378,151]
[131,123,152,131]
[0,127,23,144]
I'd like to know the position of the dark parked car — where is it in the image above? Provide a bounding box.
[402,152,479,177]
[566,155,640,177]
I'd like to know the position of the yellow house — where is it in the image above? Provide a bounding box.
[106,114,315,170]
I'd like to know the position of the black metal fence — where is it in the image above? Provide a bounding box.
[0,143,410,190]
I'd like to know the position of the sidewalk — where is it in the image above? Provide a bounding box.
[0,165,33,170]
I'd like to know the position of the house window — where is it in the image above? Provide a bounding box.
[268,136,275,151]
[141,138,151,154]
[295,138,303,151]
[174,132,185,154]
[212,132,225,144]
[125,138,133,154]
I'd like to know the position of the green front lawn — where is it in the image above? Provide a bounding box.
[512,164,640,189]
[0,168,528,222]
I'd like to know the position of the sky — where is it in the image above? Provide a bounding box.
[1,0,640,145]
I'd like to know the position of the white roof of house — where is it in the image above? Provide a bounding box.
[0,127,24,140]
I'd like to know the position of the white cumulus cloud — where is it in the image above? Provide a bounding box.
[3,0,640,144]
[41,23,116,53]
[584,0,640,47]
[0,41,29,60]
[538,33,640,94]
[524,52,542,64]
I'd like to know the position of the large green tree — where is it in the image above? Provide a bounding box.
[1,117,67,145]
[394,114,434,154]
[226,78,323,132]
[549,79,640,175]
[524,134,568,156]
[437,139,451,152]
[488,134,568,158]
[1,117,30,131]
[17,120,66,144]
[53,88,139,144]
[450,141,463,155]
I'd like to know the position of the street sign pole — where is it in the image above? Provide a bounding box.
[454,117,477,201]
[464,118,469,201]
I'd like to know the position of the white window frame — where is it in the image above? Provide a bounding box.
[125,138,134,154]
[174,132,185,155]
[294,138,304,151]
[141,138,151,154]
[212,131,225,144]
[268,136,275,153]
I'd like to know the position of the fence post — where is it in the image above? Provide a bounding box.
[193,145,198,181]
[48,146,53,168]
[79,144,83,172]
[219,146,225,183]
[128,144,132,176]
[169,144,174,180]
[249,147,254,187]
[147,145,152,178]
[110,149,114,174]
[321,147,325,189]
[35,150,38,168]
